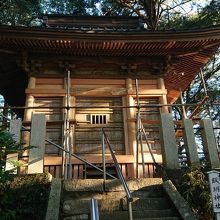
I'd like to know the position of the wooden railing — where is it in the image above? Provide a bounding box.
[44,162,159,179]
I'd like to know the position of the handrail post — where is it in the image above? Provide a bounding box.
[90,198,99,220]
[128,200,133,220]
[102,128,133,220]
[102,132,106,181]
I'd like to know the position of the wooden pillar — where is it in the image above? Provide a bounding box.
[5,119,22,172]
[28,114,46,174]
[158,78,169,113]
[24,77,36,121]
[126,78,136,177]
[122,96,129,154]
[23,77,35,156]
[160,113,180,169]
[201,119,220,168]
[183,119,200,167]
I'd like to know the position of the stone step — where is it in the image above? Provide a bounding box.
[63,178,163,193]
[63,188,164,201]
[122,197,171,210]
[62,211,180,220]
[63,198,121,215]
[63,196,171,216]
[100,209,178,220]
[135,218,180,220]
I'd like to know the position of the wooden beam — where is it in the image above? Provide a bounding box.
[44,155,135,166]
[72,79,126,85]
[26,88,66,94]
[22,120,76,126]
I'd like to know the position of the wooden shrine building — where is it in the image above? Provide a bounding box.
[0,16,220,178]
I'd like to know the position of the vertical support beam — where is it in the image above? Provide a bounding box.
[158,78,169,113]
[126,79,136,154]
[183,119,200,167]
[122,96,129,154]
[126,78,135,177]
[201,119,220,168]
[160,113,180,169]
[5,119,22,172]
[28,114,46,174]
[24,76,36,121]
[22,77,36,164]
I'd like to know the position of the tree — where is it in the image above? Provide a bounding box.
[41,0,100,15]
[99,0,205,30]
[0,0,40,26]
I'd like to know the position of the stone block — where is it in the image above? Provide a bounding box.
[160,113,180,169]
[63,214,88,220]
[64,179,104,192]
[28,114,46,174]
[45,178,61,220]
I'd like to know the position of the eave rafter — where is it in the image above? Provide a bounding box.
[0,24,220,102]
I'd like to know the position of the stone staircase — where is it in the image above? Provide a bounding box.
[60,178,181,220]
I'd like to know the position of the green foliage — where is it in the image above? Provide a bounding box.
[0,0,41,26]
[0,173,51,220]
[0,128,30,184]
[41,0,100,15]
[179,167,213,220]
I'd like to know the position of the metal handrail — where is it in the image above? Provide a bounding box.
[90,198,99,220]
[45,139,116,179]
[102,128,133,220]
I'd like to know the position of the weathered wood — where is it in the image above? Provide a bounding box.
[28,114,46,174]
[158,78,169,113]
[36,78,64,85]
[160,113,180,169]
[28,77,36,89]
[26,88,66,94]
[132,79,158,85]
[201,119,220,168]
[72,79,125,85]
[24,95,34,121]
[44,155,135,165]
[122,97,129,154]
[183,119,200,167]
[22,120,76,126]
[36,85,64,89]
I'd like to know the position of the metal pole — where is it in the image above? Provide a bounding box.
[139,128,146,178]
[141,123,157,165]
[90,198,99,220]
[102,132,106,181]
[62,113,67,179]
[45,139,116,179]
[135,79,141,178]
[69,125,73,179]
[180,89,187,119]
[128,201,133,220]
[67,70,72,179]
[200,69,212,119]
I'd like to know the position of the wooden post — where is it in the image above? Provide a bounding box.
[28,114,46,174]
[22,77,36,157]
[24,76,36,121]
[5,119,22,173]
[160,113,180,169]
[158,78,169,113]
[126,78,135,177]
[201,119,220,168]
[183,119,200,167]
